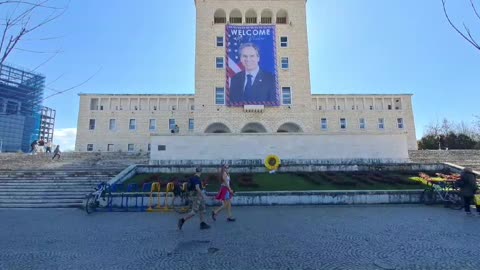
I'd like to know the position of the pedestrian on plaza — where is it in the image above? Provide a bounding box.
[45,141,52,153]
[177,167,211,230]
[52,145,61,160]
[456,167,479,216]
[212,164,236,222]
[30,140,38,154]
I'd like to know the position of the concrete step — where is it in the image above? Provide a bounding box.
[0,192,90,196]
[0,188,94,193]
[0,180,103,184]
[0,198,84,204]
[0,182,99,186]
[0,203,82,208]
[0,195,87,200]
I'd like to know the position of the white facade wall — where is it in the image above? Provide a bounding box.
[150,134,409,162]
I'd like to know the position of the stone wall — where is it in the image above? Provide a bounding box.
[409,150,480,171]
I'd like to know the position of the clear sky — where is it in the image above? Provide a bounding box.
[4,0,480,150]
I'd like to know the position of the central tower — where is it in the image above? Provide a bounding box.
[194,0,312,134]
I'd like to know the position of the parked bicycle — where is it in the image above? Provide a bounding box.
[421,180,463,210]
[85,182,110,214]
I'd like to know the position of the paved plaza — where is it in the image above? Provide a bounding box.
[1,205,479,270]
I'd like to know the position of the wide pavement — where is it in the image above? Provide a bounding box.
[1,205,479,270]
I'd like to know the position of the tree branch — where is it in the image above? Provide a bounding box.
[470,0,480,20]
[442,0,480,51]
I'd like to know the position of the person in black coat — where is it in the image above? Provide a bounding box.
[456,167,479,216]
[229,43,276,104]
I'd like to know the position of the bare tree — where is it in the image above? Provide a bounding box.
[442,0,480,51]
[0,0,67,66]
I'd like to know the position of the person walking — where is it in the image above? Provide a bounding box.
[45,141,52,153]
[177,167,211,230]
[212,164,236,222]
[52,145,61,160]
[456,167,479,216]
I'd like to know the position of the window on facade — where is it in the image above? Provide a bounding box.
[90,98,98,110]
[282,87,291,105]
[128,144,134,152]
[147,144,151,152]
[189,119,194,131]
[190,105,195,111]
[149,119,156,131]
[281,57,289,69]
[261,17,272,24]
[230,17,242,23]
[397,118,404,129]
[215,87,225,105]
[171,105,177,111]
[216,57,224,68]
[0,98,4,112]
[107,144,114,151]
[280,36,288,47]
[370,105,373,110]
[340,118,347,129]
[129,119,136,130]
[169,119,176,130]
[321,118,328,130]
[214,9,226,24]
[109,119,116,131]
[6,101,19,114]
[87,144,93,151]
[378,118,385,129]
[388,104,392,110]
[318,106,322,110]
[89,119,96,130]
[246,17,257,24]
[216,36,224,47]
[359,118,366,129]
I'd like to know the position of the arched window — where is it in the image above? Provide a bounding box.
[277,122,303,133]
[204,122,232,133]
[261,9,273,24]
[214,9,227,24]
[229,9,242,24]
[241,122,268,133]
[276,9,288,24]
[245,9,257,24]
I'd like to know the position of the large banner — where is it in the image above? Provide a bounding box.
[226,25,279,106]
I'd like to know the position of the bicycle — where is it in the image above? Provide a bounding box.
[421,180,463,210]
[171,182,193,213]
[85,182,110,214]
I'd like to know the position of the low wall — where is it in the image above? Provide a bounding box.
[409,150,480,171]
[111,163,448,185]
[106,190,423,207]
[150,133,409,163]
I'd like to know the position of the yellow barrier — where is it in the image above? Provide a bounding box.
[147,182,176,213]
[147,182,161,212]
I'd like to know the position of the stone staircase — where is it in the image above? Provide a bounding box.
[0,170,119,208]
[0,152,149,208]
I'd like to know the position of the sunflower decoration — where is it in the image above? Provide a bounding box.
[265,155,281,171]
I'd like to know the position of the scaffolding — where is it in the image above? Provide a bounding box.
[0,64,45,152]
[40,106,56,143]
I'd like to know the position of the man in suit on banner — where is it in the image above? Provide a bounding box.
[230,43,276,104]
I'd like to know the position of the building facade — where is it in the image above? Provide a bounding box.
[76,0,417,158]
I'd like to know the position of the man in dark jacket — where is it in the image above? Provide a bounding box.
[457,167,479,216]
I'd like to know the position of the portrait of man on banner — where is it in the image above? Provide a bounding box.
[226,25,279,106]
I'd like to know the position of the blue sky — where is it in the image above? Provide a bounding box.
[4,0,480,150]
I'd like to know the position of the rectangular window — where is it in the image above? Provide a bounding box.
[397,118,404,129]
[321,118,328,130]
[128,144,134,152]
[282,87,292,105]
[281,57,289,69]
[147,144,151,152]
[216,57,224,69]
[89,119,96,130]
[107,144,114,152]
[340,118,347,129]
[215,87,225,105]
[149,119,156,131]
[87,144,93,151]
[90,98,99,110]
[169,119,176,130]
[388,104,392,110]
[109,119,116,131]
[158,145,166,151]
[359,118,366,129]
[261,17,272,24]
[129,119,136,130]
[216,36,224,47]
[280,36,288,47]
[189,119,194,131]
[378,118,385,129]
